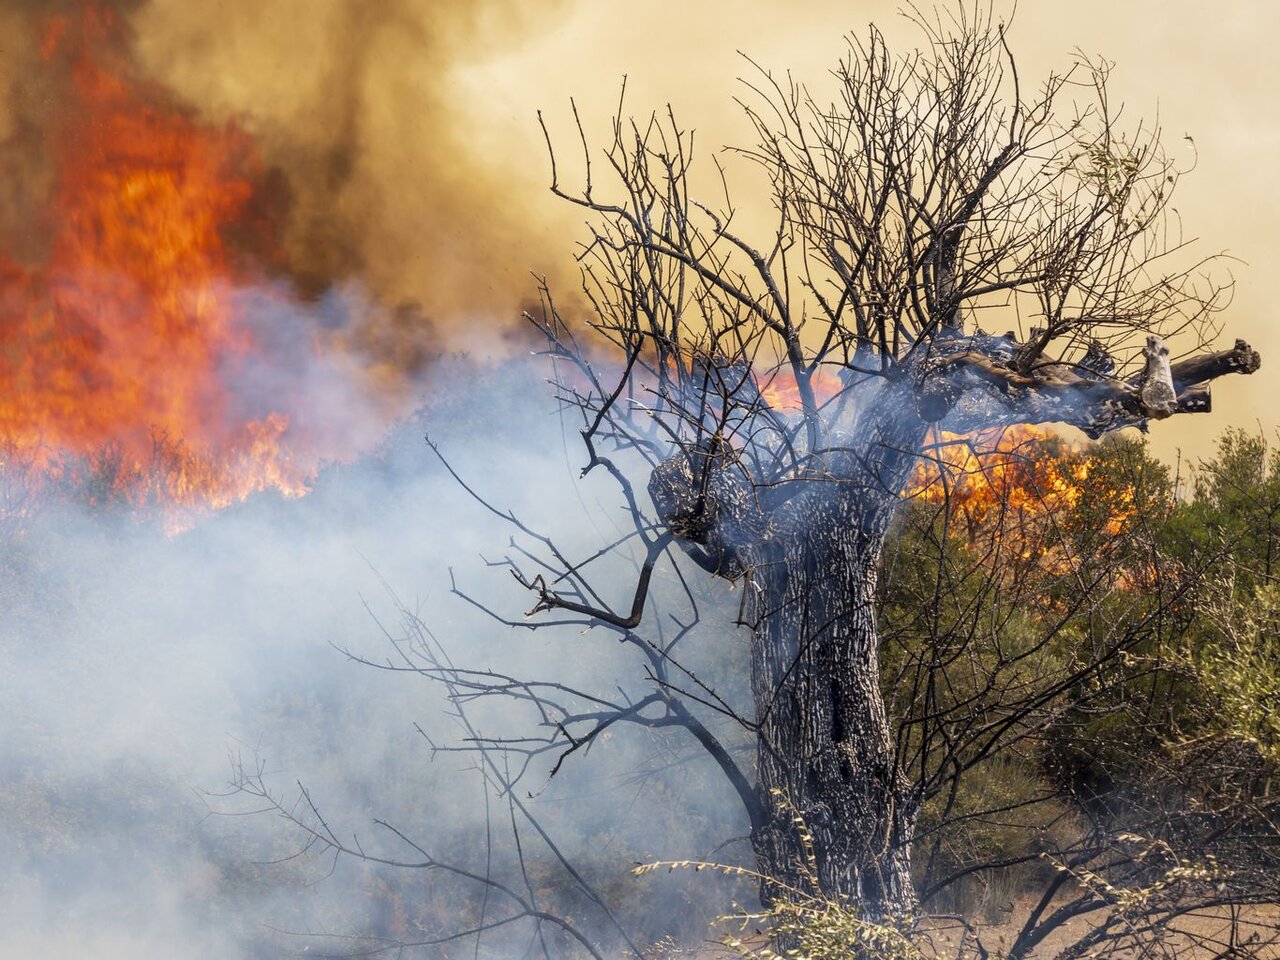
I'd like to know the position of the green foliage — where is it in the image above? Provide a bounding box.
[1169,429,1280,586]
[1153,430,1280,775]
[1174,578,1280,767]
[878,427,1280,923]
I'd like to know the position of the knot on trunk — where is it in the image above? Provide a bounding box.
[914,349,970,422]
[648,435,762,576]
[916,385,959,422]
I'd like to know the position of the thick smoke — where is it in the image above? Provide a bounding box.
[0,0,587,517]
[0,0,578,408]
[0,358,752,957]
[127,0,577,341]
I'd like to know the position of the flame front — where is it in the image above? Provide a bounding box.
[906,425,1136,546]
[757,367,845,413]
[754,369,1135,552]
[0,4,364,530]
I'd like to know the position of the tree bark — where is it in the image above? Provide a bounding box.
[748,492,917,917]
[649,408,925,918]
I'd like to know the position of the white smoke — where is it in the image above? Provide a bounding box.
[0,355,752,958]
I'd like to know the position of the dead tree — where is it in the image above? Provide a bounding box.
[451,8,1258,922]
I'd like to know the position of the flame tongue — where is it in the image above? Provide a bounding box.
[1,4,325,529]
[752,371,1133,551]
[907,425,1136,544]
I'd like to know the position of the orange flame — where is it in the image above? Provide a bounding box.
[0,4,383,531]
[757,367,845,412]
[755,370,1135,550]
[906,425,1136,547]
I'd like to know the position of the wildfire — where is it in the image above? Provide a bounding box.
[0,3,387,531]
[906,425,1136,545]
[753,368,1135,549]
[757,366,845,413]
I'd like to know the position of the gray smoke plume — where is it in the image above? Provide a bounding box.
[0,356,751,958]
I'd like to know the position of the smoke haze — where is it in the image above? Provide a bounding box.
[138,0,1280,456]
[2,1,1277,955]
[4,0,1273,443]
[126,0,577,329]
[0,358,751,957]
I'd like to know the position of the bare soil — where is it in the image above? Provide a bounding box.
[646,899,1280,958]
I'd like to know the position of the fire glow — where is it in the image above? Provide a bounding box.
[756,369,1135,542]
[757,366,846,413]
[907,425,1134,537]
[0,3,384,531]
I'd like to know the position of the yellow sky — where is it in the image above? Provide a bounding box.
[447,1,1279,461]
[127,0,1279,461]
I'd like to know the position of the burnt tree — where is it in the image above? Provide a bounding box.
[464,10,1258,922]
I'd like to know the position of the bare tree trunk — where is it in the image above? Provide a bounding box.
[646,396,927,918]
[748,491,917,918]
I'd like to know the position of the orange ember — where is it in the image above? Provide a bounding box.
[0,4,363,530]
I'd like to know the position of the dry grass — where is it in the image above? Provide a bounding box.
[646,898,1280,959]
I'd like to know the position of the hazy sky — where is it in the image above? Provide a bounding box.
[452,0,1280,461]
[127,0,1280,460]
